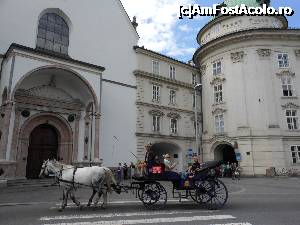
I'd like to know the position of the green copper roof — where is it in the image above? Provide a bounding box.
[224,0,262,7]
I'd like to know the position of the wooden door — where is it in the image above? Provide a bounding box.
[26,124,58,179]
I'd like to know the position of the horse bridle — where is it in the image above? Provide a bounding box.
[40,160,50,177]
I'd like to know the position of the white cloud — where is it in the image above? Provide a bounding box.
[120,0,195,59]
[178,24,192,32]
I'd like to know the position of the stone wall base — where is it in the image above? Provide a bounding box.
[0,161,17,179]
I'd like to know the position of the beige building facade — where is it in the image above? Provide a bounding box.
[134,47,201,172]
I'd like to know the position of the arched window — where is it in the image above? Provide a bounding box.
[36,13,69,55]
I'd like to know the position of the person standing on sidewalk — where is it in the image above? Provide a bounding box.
[117,163,122,184]
[123,163,128,180]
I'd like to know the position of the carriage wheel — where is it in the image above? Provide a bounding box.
[141,182,167,210]
[190,180,214,204]
[206,179,228,210]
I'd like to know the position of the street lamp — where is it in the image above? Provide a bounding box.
[194,83,202,161]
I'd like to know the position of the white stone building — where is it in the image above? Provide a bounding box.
[0,0,138,179]
[134,47,200,172]
[193,0,300,175]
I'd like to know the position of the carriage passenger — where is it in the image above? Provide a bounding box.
[144,143,156,175]
[163,154,177,171]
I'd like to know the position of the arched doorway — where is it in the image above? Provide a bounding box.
[150,142,182,172]
[26,124,58,179]
[214,144,237,164]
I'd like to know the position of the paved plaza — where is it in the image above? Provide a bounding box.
[0,177,300,225]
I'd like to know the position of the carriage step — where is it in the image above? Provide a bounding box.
[7,178,56,188]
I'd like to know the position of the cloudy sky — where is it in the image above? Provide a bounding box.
[120,0,300,63]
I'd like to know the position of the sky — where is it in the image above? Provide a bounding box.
[120,0,300,63]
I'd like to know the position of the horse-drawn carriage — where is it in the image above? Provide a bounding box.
[122,160,228,210]
[40,160,228,211]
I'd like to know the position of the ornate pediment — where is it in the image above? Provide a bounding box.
[276,70,295,77]
[257,49,271,57]
[231,51,244,63]
[212,107,227,114]
[282,102,300,110]
[210,76,226,85]
[167,112,181,119]
[149,110,164,116]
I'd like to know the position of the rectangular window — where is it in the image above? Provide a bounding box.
[291,146,300,164]
[169,66,176,80]
[278,53,289,68]
[153,115,160,132]
[214,84,223,103]
[286,110,298,130]
[215,114,225,133]
[170,118,177,134]
[152,85,160,102]
[281,77,294,97]
[152,60,160,74]
[169,89,176,104]
[213,61,222,75]
[192,73,198,85]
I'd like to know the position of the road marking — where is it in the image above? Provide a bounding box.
[209,223,252,225]
[40,210,217,221]
[43,215,236,225]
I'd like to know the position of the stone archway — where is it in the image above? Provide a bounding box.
[15,113,73,178]
[150,142,182,172]
[214,143,237,164]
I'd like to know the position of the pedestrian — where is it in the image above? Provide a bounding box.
[129,162,136,180]
[231,163,237,180]
[226,162,231,177]
[117,162,122,184]
[123,163,128,180]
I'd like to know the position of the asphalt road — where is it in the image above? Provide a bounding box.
[0,177,300,225]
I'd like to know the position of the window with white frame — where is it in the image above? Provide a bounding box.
[192,73,198,85]
[152,85,160,102]
[170,118,177,134]
[291,146,300,163]
[169,89,176,104]
[169,66,176,80]
[278,53,289,68]
[152,115,160,132]
[213,61,222,75]
[281,77,294,97]
[286,109,298,130]
[152,61,160,74]
[215,114,224,133]
[214,84,223,103]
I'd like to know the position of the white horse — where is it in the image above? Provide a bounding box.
[39,159,121,211]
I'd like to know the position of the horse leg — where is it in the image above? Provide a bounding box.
[70,190,82,210]
[59,189,68,212]
[93,190,103,209]
[102,189,108,208]
[87,189,97,207]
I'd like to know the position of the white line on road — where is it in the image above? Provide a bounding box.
[43,215,236,225]
[209,223,252,225]
[40,210,216,221]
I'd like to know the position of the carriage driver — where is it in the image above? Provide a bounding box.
[144,143,156,175]
[188,156,201,174]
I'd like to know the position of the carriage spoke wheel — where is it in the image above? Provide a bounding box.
[206,179,228,210]
[190,180,214,204]
[141,182,167,210]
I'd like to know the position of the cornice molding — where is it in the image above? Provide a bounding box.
[134,70,194,89]
[149,109,164,116]
[257,48,271,57]
[136,101,194,115]
[282,102,300,110]
[167,112,181,119]
[136,132,195,141]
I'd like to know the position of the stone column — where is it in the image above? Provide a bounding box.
[0,101,13,160]
[93,112,101,160]
[72,115,81,162]
[10,108,22,161]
